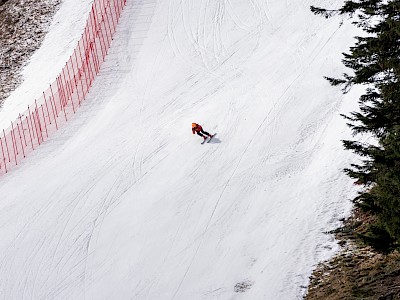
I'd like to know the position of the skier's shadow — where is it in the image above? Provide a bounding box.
[209,137,221,144]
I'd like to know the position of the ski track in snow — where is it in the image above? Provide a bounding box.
[0,0,361,299]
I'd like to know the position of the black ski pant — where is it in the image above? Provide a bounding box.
[196,129,211,138]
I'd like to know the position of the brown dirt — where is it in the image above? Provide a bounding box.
[305,208,400,300]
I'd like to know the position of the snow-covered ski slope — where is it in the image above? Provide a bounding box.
[0,0,361,299]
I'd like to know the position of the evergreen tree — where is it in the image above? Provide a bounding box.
[311,1,400,250]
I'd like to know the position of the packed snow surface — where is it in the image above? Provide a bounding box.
[0,0,361,299]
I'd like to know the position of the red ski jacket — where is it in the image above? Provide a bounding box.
[192,124,202,134]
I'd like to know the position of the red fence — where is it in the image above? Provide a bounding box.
[0,0,127,176]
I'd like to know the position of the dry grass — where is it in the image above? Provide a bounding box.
[306,209,400,300]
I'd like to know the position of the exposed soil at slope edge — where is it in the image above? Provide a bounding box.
[305,208,400,300]
[0,0,61,108]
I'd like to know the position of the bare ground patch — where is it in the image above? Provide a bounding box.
[0,0,61,107]
[305,208,400,300]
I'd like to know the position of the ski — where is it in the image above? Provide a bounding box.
[207,133,216,143]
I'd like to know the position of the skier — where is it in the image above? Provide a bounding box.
[192,123,213,142]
